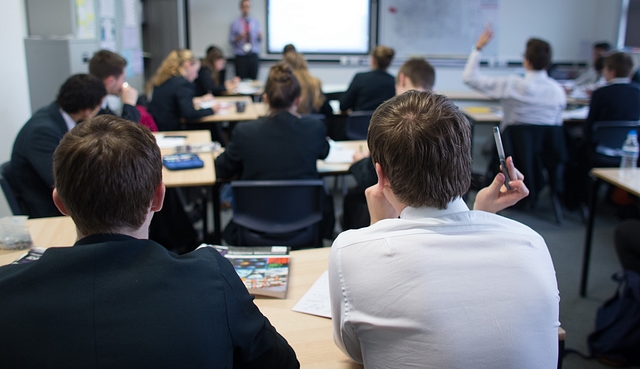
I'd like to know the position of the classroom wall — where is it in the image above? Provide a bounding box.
[192,0,622,91]
[0,0,32,218]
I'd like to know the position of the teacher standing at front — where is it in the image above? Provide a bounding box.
[229,0,262,80]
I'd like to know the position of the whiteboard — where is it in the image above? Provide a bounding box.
[379,0,499,59]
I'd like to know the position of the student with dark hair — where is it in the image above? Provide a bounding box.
[216,62,329,180]
[194,45,239,97]
[215,62,330,243]
[282,43,296,55]
[329,91,558,368]
[339,45,396,112]
[575,41,612,87]
[10,74,106,218]
[89,49,140,123]
[343,57,436,230]
[463,26,566,131]
[583,52,640,141]
[0,116,300,368]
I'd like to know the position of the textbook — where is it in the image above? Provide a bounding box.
[12,247,46,264]
[203,244,291,299]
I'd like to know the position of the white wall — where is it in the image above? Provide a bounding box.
[0,0,31,218]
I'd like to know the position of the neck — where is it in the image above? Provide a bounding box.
[67,111,85,123]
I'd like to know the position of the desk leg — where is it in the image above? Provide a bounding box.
[580,177,600,297]
[212,183,222,244]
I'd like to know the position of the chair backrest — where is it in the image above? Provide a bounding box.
[345,110,374,140]
[591,121,640,164]
[501,124,567,206]
[231,179,325,247]
[0,162,26,215]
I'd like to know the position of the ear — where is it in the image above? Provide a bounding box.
[262,93,269,104]
[52,189,70,216]
[374,162,390,190]
[103,75,116,89]
[292,96,301,108]
[398,73,407,87]
[151,183,166,212]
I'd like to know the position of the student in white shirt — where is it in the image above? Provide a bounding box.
[329,90,560,369]
[463,26,566,131]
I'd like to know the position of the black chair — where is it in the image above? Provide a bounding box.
[345,111,374,140]
[591,121,640,167]
[0,162,26,215]
[230,179,325,248]
[499,124,567,224]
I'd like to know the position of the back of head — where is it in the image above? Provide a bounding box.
[372,45,395,70]
[368,90,472,209]
[149,49,196,89]
[53,116,162,236]
[525,38,552,70]
[56,74,107,114]
[264,62,301,111]
[203,46,224,67]
[397,58,436,91]
[594,42,612,53]
[605,52,634,78]
[89,50,127,80]
[283,51,308,71]
[283,44,296,55]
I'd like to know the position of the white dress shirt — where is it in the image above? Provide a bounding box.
[59,109,76,132]
[463,50,567,130]
[329,198,560,369]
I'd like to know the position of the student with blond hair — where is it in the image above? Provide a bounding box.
[283,51,332,116]
[147,49,215,131]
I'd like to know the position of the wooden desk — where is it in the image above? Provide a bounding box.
[254,102,268,117]
[0,217,360,368]
[155,131,217,187]
[580,168,640,296]
[198,96,259,122]
[461,105,587,127]
[317,140,367,176]
[437,90,495,101]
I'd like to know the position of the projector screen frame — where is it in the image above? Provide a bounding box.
[265,0,378,56]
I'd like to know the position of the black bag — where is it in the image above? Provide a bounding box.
[587,270,640,366]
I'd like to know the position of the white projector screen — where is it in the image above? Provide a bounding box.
[267,0,371,55]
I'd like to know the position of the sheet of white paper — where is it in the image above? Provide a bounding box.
[155,136,186,149]
[562,106,589,120]
[292,270,331,318]
[198,100,215,109]
[324,149,356,164]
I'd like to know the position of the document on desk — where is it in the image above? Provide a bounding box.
[155,135,186,149]
[292,270,331,319]
[562,106,589,120]
[324,148,356,164]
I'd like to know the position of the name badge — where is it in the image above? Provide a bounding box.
[243,43,252,53]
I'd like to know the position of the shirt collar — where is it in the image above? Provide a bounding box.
[399,197,470,220]
[525,70,548,80]
[59,108,77,132]
[608,77,631,85]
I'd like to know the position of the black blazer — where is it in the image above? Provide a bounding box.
[10,102,67,218]
[216,112,330,180]
[194,65,227,97]
[148,76,214,131]
[339,70,395,112]
[584,83,640,141]
[0,234,299,368]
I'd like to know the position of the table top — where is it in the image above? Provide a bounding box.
[591,168,640,197]
[317,140,367,176]
[0,216,361,368]
[154,130,217,186]
[198,96,259,122]
[461,105,588,125]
